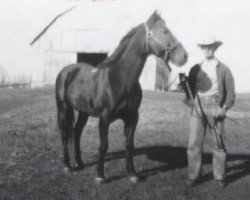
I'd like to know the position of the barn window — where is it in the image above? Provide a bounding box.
[77,53,108,67]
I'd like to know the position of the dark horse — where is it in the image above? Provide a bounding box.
[55,11,188,183]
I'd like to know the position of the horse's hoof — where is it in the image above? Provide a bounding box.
[63,167,71,173]
[95,177,105,184]
[129,176,139,183]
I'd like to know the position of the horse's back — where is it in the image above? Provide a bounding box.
[56,63,95,83]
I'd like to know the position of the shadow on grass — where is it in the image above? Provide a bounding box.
[83,146,250,183]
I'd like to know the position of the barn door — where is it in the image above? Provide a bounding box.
[77,52,108,66]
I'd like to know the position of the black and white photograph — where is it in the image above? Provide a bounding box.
[0,0,249,199]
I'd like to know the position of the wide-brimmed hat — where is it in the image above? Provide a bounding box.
[197,35,223,49]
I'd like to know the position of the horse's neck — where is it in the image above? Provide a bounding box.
[108,31,147,96]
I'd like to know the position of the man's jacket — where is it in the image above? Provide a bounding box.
[183,61,235,109]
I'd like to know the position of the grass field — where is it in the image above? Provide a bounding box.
[0,88,249,200]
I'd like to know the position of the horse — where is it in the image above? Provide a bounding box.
[55,10,188,184]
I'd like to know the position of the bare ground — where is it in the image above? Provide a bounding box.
[0,88,249,200]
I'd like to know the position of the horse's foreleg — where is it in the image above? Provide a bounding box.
[96,118,109,183]
[74,112,88,170]
[124,112,139,183]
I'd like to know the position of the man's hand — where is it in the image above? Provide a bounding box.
[215,107,227,119]
[179,73,188,84]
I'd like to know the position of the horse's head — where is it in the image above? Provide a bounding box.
[145,10,188,70]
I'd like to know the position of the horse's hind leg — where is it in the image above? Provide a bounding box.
[57,105,74,172]
[95,118,110,184]
[123,111,139,183]
[74,112,88,170]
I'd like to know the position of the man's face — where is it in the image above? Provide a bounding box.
[200,45,215,59]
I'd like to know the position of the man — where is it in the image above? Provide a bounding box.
[182,35,235,187]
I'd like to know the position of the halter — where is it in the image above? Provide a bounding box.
[144,23,180,58]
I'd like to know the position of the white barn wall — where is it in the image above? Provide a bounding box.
[43,52,76,85]
[29,2,162,88]
[29,2,129,86]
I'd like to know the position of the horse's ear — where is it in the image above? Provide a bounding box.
[147,10,161,26]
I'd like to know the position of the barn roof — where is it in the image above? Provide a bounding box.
[30,6,76,46]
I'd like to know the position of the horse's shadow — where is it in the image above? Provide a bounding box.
[85,146,250,183]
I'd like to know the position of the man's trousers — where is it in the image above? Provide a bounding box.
[187,105,226,181]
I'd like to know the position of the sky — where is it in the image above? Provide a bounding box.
[0,0,250,92]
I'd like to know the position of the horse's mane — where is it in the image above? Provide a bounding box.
[97,24,142,68]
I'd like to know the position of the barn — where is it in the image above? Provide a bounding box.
[28,2,171,91]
